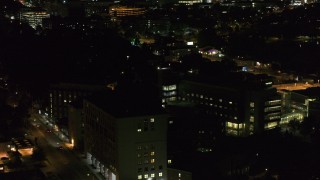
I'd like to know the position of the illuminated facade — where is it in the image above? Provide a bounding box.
[198,46,224,62]
[178,74,282,137]
[178,0,202,5]
[156,67,179,107]
[279,87,320,125]
[21,11,50,29]
[83,96,168,180]
[109,6,145,17]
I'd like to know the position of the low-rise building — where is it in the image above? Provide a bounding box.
[178,72,281,137]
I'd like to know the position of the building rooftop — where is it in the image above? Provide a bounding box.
[86,84,165,118]
[184,71,274,91]
[50,82,108,91]
[293,87,320,99]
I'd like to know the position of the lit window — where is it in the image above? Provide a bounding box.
[151,173,155,178]
[219,99,222,102]
[144,174,148,178]
[168,159,172,164]
[64,99,67,103]
[179,173,181,177]
[250,102,254,108]
[229,101,232,104]
[151,159,155,163]
[250,116,254,122]
[137,129,142,132]
[150,118,154,122]
[138,175,142,179]
[159,172,163,177]
[151,151,155,156]
[169,120,173,124]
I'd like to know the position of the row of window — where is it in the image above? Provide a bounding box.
[264,106,281,112]
[162,85,177,91]
[226,122,245,129]
[138,159,156,165]
[138,172,163,179]
[265,99,281,106]
[137,151,155,158]
[185,93,236,105]
[264,122,279,129]
[137,164,160,173]
[137,145,155,151]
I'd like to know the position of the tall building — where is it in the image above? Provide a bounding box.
[156,67,178,107]
[83,89,168,180]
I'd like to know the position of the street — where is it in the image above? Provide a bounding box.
[28,113,99,180]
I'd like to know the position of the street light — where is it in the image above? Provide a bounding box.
[87,173,95,180]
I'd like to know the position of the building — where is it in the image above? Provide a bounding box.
[11,138,34,157]
[178,0,202,5]
[20,8,50,29]
[156,67,179,107]
[178,72,282,137]
[280,87,320,125]
[109,6,145,18]
[198,46,224,62]
[49,83,107,120]
[83,89,168,180]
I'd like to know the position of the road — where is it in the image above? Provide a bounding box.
[29,114,98,180]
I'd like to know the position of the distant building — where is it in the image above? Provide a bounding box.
[43,16,110,30]
[156,67,178,107]
[83,1,112,17]
[83,90,168,180]
[198,46,224,62]
[178,0,202,5]
[21,8,50,29]
[109,6,145,18]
